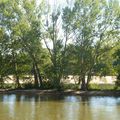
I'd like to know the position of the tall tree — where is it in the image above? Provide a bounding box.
[0,0,46,88]
[42,2,71,88]
[63,0,120,90]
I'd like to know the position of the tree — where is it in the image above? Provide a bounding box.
[0,0,24,88]
[63,0,120,90]
[0,0,119,90]
[113,46,120,86]
[0,0,46,88]
[42,2,70,88]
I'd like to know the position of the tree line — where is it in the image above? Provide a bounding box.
[0,0,120,90]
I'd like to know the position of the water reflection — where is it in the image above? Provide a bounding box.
[0,95,120,120]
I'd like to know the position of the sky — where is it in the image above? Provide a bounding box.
[38,0,74,49]
[46,0,66,6]
[38,0,74,9]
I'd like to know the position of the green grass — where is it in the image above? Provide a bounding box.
[62,83,120,91]
[88,84,116,90]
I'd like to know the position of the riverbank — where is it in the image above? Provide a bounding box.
[0,89,120,96]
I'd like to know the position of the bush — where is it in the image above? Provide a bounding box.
[22,82,34,89]
[0,83,15,89]
[62,83,79,90]
[42,81,56,89]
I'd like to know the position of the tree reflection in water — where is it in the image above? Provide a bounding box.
[0,95,120,120]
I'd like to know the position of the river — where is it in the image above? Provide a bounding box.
[0,94,120,120]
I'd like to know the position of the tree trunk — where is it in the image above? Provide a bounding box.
[12,52,21,88]
[0,75,4,88]
[81,75,87,91]
[86,72,92,90]
[36,64,43,88]
[16,75,20,88]
[33,63,39,88]
[78,76,81,85]
[32,55,43,88]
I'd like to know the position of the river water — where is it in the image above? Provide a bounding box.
[0,94,120,120]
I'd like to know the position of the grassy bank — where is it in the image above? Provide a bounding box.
[0,83,120,91]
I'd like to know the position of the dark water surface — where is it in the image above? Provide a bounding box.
[0,94,120,120]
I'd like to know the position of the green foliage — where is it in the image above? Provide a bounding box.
[113,47,120,87]
[62,84,79,90]
[62,0,120,90]
[0,83,15,89]
[22,82,34,89]
[0,0,119,90]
